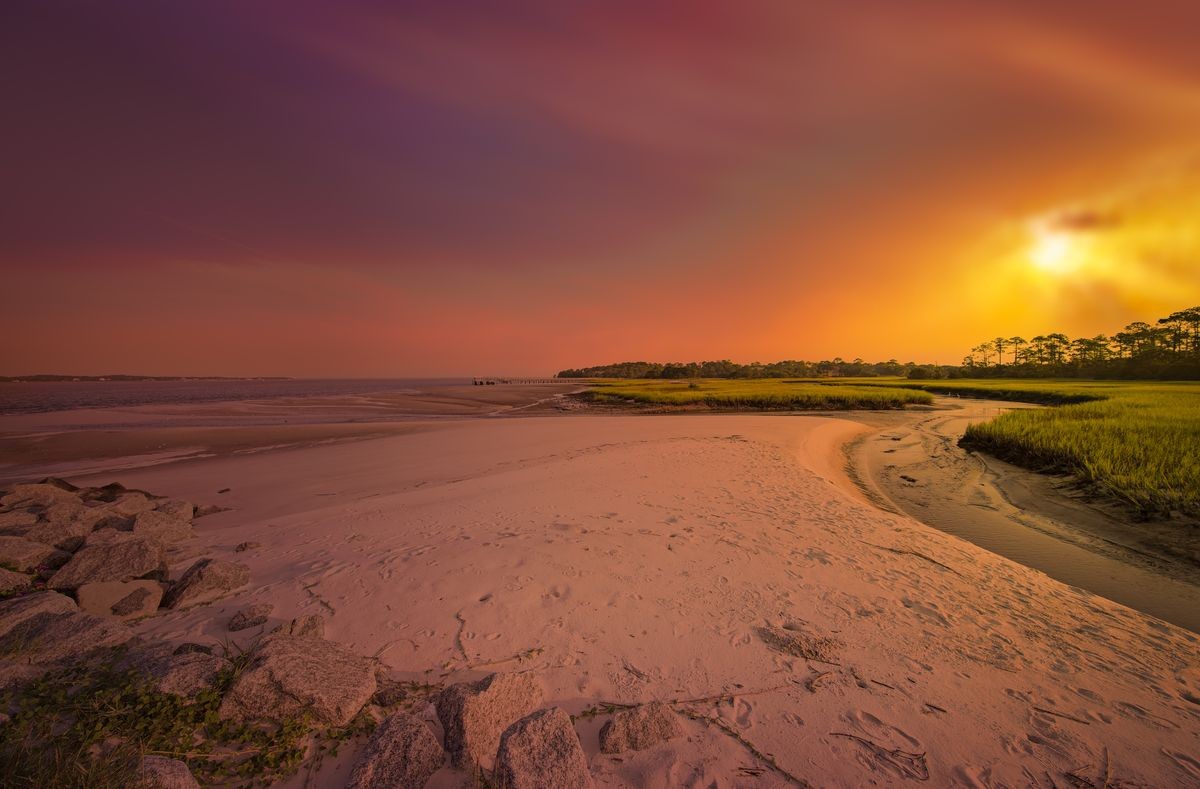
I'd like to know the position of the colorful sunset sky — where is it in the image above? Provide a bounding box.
[4,1,1200,376]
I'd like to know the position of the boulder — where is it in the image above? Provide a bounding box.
[24,501,108,551]
[78,482,128,503]
[218,634,376,726]
[0,510,38,534]
[48,532,166,590]
[436,672,544,772]
[0,483,78,509]
[134,643,231,697]
[0,568,32,594]
[279,614,325,638]
[137,755,200,789]
[105,492,157,517]
[77,580,164,619]
[347,712,445,789]
[598,701,683,753]
[133,511,195,545]
[494,707,593,789]
[0,606,131,663]
[155,499,195,521]
[0,536,70,573]
[162,559,249,609]
[228,603,273,631]
[0,591,77,640]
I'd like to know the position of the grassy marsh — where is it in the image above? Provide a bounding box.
[584,379,933,410]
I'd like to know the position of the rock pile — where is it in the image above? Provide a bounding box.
[0,480,204,596]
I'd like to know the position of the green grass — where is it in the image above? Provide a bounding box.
[827,378,1200,518]
[0,647,380,788]
[584,379,933,410]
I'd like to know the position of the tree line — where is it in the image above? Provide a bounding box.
[557,359,945,380]
[961,306,1200,379]
[557,306,1200,381]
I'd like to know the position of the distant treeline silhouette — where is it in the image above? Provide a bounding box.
[558,359,948,380]
[961,306,1199,379]
[558,306,1200,381]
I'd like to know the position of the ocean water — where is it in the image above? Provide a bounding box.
[0,378,470,415]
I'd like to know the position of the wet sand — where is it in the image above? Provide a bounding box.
[842,397,1200,632]
[0,383,579,484]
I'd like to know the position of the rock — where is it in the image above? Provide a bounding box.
[437,672,544,772]
[280,614,325,638]
[0,605,131,663]
[174,642,214,656]
[234,540,261,552]
[162,559,249,609]
[133,511,195,545]
[23,501,110,551]
[35,477,79,491]
[77,580,164,619]
[494,707,593,789]
[0,510,38,534]
[228,603,273,631]
[134,643,231,697]
[155,499,194,521]
[0,568,32,594]
[137,755,200,789]
[598,701,683,753]
[195,504,227,519]
[347,712,445,789]
[0,659,47,690]
[105,492,157,517]
[0,483,78,509]
[48,532,166,591]
[0,591,77,640]
[218,634,376,726]
[0,536,70,573]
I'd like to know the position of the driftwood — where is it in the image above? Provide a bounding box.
[859,541,962,576]
[1033,706,1091,725]
[831,732,930,781]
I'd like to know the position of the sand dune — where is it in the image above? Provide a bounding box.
[60,415,1200,787]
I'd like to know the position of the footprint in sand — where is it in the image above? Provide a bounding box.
[1163,749,1200,780]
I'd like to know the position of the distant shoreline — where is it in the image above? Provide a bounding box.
[0,375,294,383]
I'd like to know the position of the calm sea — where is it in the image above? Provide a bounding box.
[0,379,470,415]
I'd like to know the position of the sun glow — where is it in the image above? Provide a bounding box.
[1029,227,1080,274]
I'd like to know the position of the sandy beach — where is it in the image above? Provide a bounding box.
[5,389,1197,787]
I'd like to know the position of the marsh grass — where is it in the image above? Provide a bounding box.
[585,379,932,410]
[829,378,1200,518]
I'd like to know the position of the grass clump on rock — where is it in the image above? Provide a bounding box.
[0,648,371,788]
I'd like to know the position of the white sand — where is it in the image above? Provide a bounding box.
[71,415,1200,787]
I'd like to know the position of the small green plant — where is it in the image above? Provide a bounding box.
[0,647,371,788]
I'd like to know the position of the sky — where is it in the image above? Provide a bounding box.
[3,0,1200,376]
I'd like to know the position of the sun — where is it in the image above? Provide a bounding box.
[1029,226,1080,274]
